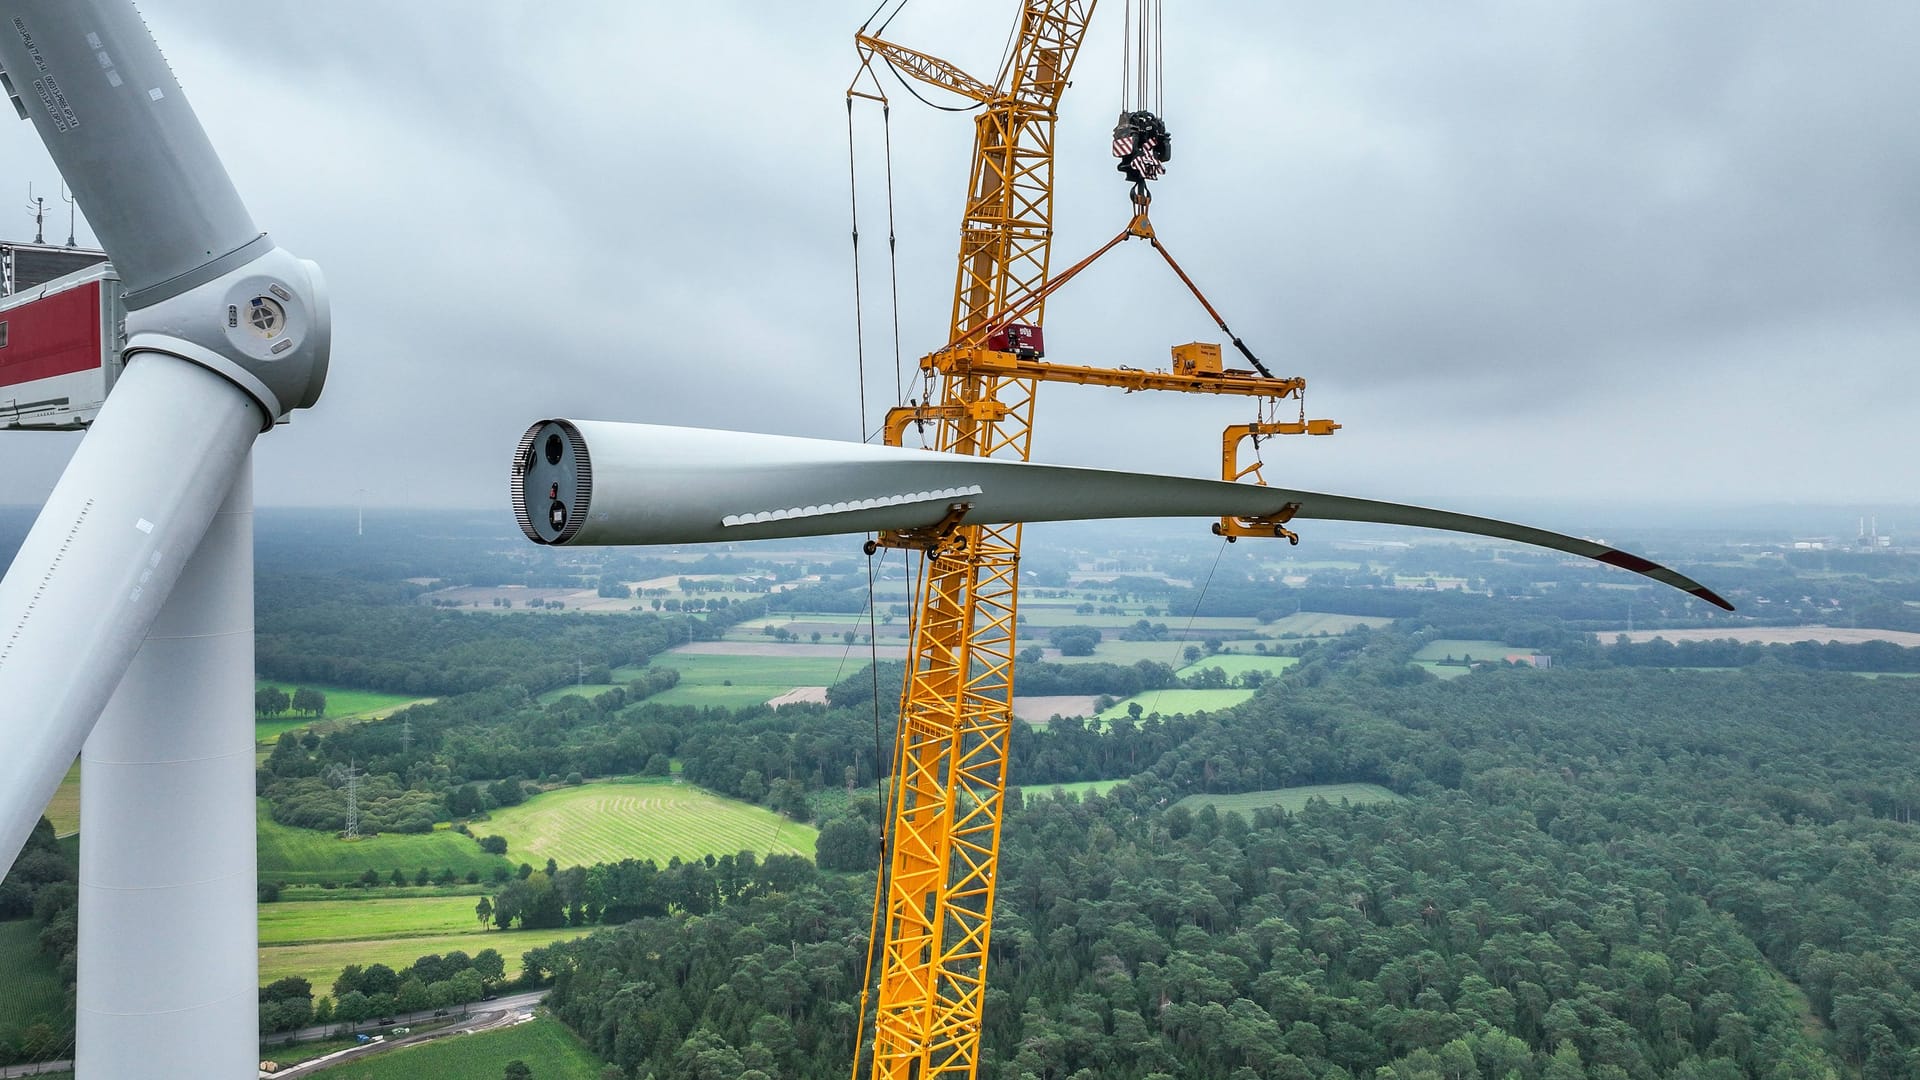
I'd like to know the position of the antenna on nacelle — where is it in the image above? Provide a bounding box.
[60,182,76,248]
[25,183,44,244]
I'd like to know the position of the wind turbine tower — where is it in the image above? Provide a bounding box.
[0,3,330,1074]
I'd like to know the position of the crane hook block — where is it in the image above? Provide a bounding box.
[1112,110,1172,185]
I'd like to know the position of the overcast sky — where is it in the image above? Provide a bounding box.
[3,2,1916,522]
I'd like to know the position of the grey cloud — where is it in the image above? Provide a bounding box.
[2,2,1915,511]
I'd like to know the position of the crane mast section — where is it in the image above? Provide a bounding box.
[868,3,1094,1079]
[950,2,1094,348]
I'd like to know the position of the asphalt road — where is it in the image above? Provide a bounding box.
[261,989,549,1077]
[0,990,551,1079]
[262,988,548,1050]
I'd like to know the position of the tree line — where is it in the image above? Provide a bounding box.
[533,633,1920,1079]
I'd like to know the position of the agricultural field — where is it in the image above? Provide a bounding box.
[255,683,433,743]
[1411,639,1521,681]
[1011,695,1102,724]
[1260,611,1393,637]
[1096,688,1257,721]
[311,1015,605,1080]
[649,651,862,686]
[536,682,626,705]
[257,802,512,885]
[1174,654,1300,679]
[259,928,587,995]
[42,761,80,837]
[1174,782,1404,815]
[1411,639,1517,662]
[537,652,857,707]
[671,641,912,660]
[258,896,491,946]
[483,779,818,870]
[1019,779,1128,801]
[0,919,70,1057]
[1042,639,1193,666]
[1019,609,1268,633]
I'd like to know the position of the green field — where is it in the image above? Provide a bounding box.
[542,653,857,708]
[256,683,429,720]
[647,684,808,709]
[1411,639,1515,662]
[257,802,512,885]
[1019,608,1266,632]
[1096,688,1256,721]
[1411,639,1521,682]
[650,652,855,684]
[311,1015,605,1079]
[535,682,625,705]
[1174,783,1404,815]
[1044,639,1198,666]
[259,896,493,946]
[1261,611,1393,637]
[1174,654,1299,678]
[1020,779,1127,801]
[255,684,432,743]
[42,760,80,837]
[260,928,586,998]
[484,779,818,870]
[641,651,858,708]
[0,919,71,1055]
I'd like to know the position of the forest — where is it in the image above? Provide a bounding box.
[534,639,1920,1080]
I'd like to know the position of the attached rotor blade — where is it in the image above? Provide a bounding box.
[0,1,328,879]
[512,420,1733,611]
[0,355,262,875]
[0,0,262,301]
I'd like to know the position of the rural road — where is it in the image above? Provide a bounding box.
[0,1061,71,1078]
[266,988,546,1048]
[261,989,549,1077]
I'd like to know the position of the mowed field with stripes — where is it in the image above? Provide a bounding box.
[484,779,818,870]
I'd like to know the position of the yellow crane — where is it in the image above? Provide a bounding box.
[847,3,1334,1075]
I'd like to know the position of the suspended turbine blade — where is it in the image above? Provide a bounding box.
[0,1,326,876]
[512,420,1732,611]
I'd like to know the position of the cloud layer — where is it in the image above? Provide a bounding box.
[3,2,1914,515]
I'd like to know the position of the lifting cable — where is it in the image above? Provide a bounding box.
[846,98,872,443]
[847,86,912,442]
[1145,534,1231,716]
[850,540,929,1079]
[881,105,905,410]
[1119,0,1165,119]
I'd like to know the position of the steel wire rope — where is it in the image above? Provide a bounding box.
[847,98,873,442]
[858,0,907,35]
[1155,0,1165,117]
[1144,534,1231,718]
[882,104,906,410]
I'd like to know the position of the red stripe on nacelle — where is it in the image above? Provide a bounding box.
[0,281,105,389]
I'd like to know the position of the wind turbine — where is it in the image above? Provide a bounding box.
[0,3,328,1075]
